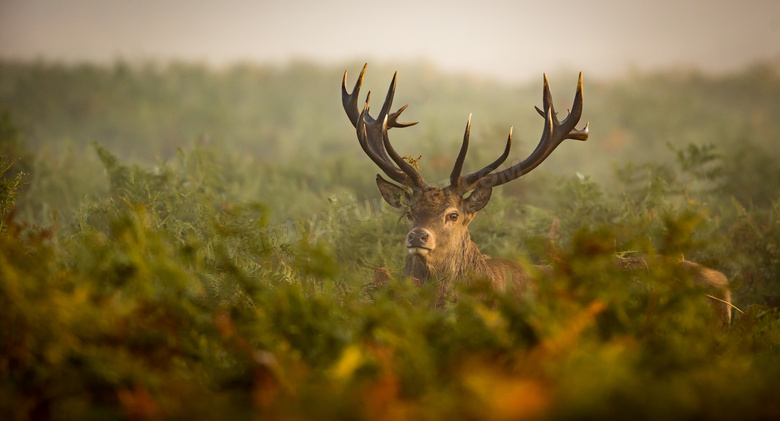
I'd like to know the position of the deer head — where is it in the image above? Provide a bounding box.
[342,64,588,283]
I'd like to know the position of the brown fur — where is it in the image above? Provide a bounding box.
[378,183,732,325]
[618,255,732,326]
[381,184,538,300]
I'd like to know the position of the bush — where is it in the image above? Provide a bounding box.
[2,60,780,419]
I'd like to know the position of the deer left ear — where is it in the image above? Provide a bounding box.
[376,174,405,208]
[464,185,492,213]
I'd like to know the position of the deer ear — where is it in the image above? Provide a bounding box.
[376,174,404,208]
[464,185,492,213]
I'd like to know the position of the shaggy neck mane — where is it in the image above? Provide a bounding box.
[403,233,490,284]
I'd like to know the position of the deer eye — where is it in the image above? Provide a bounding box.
[405,211,413,220]
[446,212,459,222]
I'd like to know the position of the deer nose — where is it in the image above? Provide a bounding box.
[407,228,431,248]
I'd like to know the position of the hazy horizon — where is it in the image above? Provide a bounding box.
[2,0,780,82]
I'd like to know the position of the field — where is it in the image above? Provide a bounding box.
[1,60,779,420]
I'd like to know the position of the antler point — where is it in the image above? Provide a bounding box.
[363,92,371,112]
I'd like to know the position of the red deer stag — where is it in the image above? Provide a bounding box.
[341,64,732,325]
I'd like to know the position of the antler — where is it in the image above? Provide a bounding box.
[342,64,425,187]
[450,73,589,192]
[449,114,513,193]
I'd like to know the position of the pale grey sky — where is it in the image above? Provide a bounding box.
[1,0,779,81]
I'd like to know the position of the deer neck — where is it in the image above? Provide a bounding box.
[403,234,490,284]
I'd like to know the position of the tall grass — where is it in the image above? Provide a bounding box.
[1,60,779,419]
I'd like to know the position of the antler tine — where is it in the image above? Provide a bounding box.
[343,64,426,187]
[342,64,417,129]
[533,72,587,126]
[569,122,590,141]
[381,115,427,187]
[382,72,419,128]
[449,115,514,193]
[459,127,512,191]
[561,74,589,141]
[378,72,397,122]
[449,114,472,189]
[356,103,408,185]
[542,74,557,124]
[342,63,367,127]
[476,73,589,189]
[533,75,555,120]
[561,72,584,130]
[388,104,418,128]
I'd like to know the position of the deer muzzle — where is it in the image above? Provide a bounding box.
[407,228,434,256]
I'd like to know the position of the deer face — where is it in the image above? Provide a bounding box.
[376,176,493,261]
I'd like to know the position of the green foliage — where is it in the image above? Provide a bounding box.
[0,111,23,157]
[1,60,780,419]
[0,156,24,231]
[0,111,27,231]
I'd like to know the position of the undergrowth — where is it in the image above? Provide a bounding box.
[1,62,779,420]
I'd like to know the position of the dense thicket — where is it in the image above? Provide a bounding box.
[1,60,779,420]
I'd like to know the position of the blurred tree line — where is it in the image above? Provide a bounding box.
[1,59,778,203]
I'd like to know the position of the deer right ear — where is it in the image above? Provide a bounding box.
[464,185,492,213]
[376,174,405,208]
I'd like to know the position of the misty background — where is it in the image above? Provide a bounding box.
[2,0,780,81]
[1,0,780,224]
